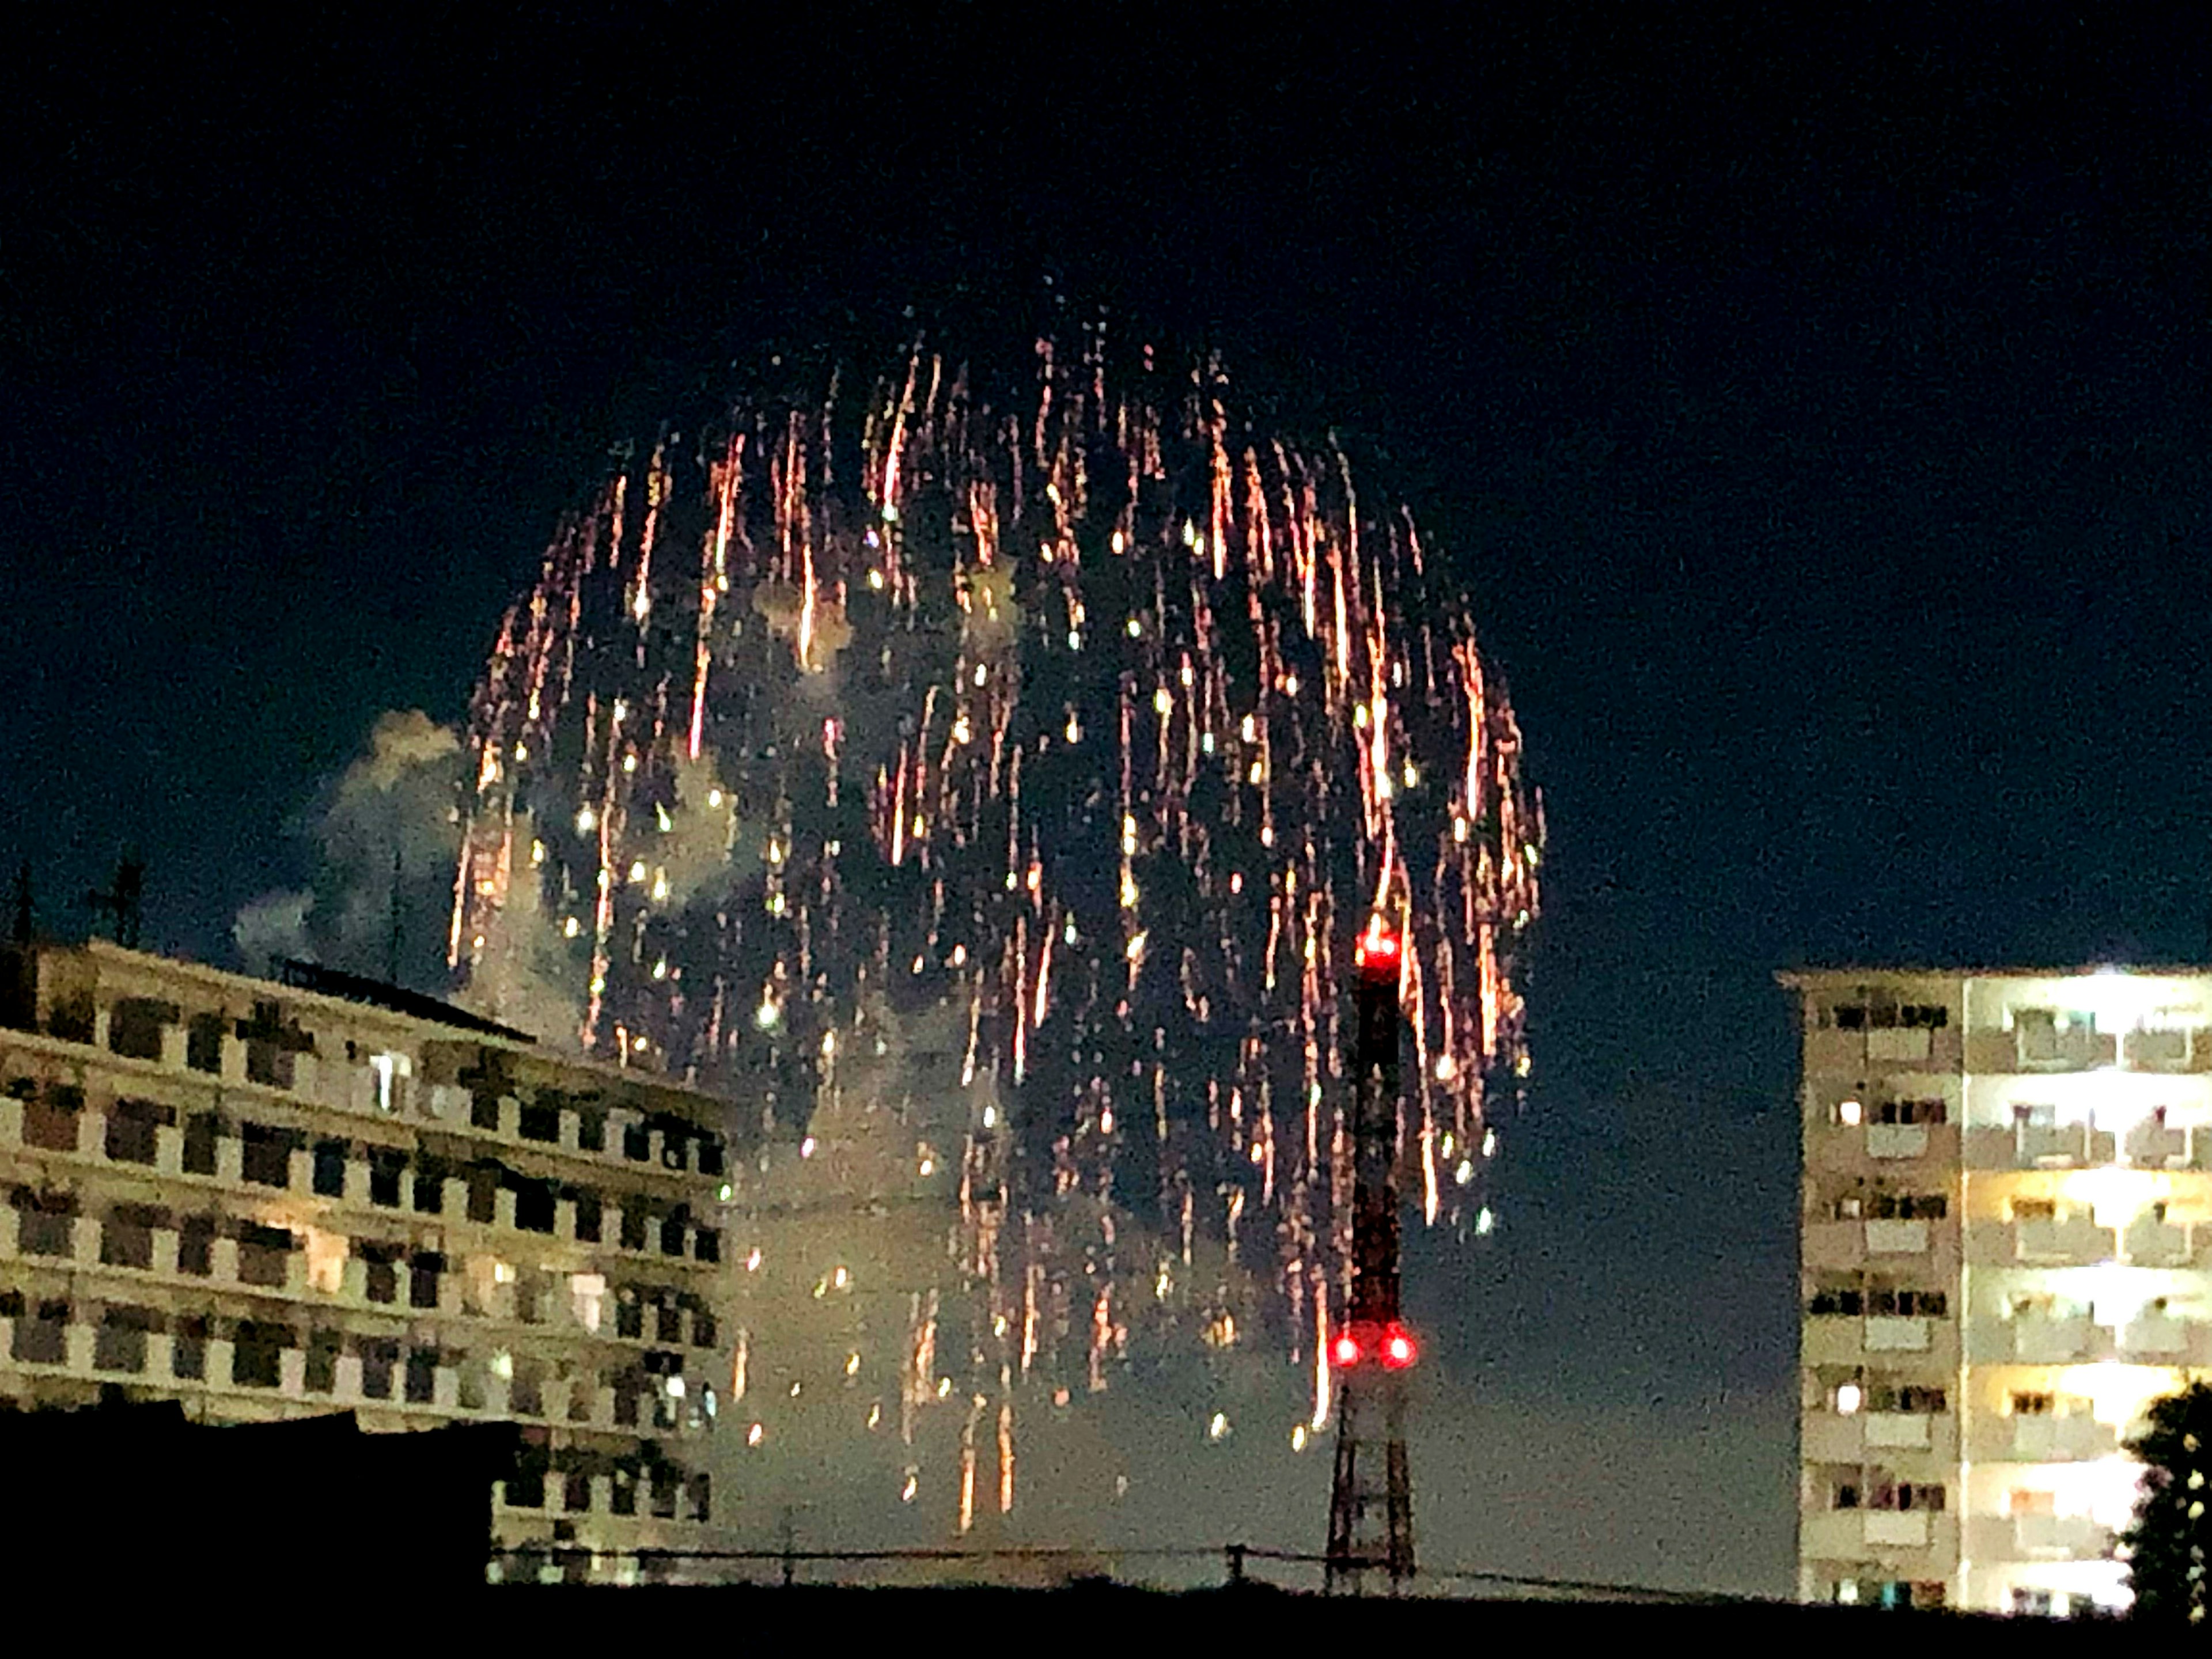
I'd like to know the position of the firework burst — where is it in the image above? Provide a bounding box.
[453,328,1538,1418]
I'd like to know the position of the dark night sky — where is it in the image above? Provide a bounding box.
[4,3,2206,1591]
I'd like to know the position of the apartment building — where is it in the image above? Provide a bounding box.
[0,938,734,1578]
[1786,968,2212,1616]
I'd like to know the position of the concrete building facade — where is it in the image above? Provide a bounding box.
[1787,968,2212,1615]
[0,939,733,1577]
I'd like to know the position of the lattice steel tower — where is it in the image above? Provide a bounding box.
[1324,921,1418,1593]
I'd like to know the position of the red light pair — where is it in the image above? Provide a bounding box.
[1329,1321,1418,1370]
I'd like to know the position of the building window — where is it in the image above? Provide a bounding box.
[232,1321,289,1388]
[469,1091,501,1131]
[405,1348,438,1404]
[514,1180,556,1234]
[466,1166,498,1224]
[610,1466,638,1516]
[506,1457,547,1510]
[695,1227,721,1263]
[100,1207,158,1270]
[692,1309,717,1349]
[562,1468,592,1512]
[2013,1391,2055,1417]
[1832,1481,1861,1510]
[177,1215,215,1276]
[1874,1097,1945,1126]
[240,1123,294,1188]
[1866,1192,1946,1221]
[698,1137,725,1177]
[576,1111,605,1153]
[108,998,174,1061]
[12,1298,67,1363]
[623,1123,652,1162]
[511,1361,546,1418]
[358,1339,398,1400]
[16,1193,76,1257]
[304,1330,342,1393]
[172,1315,208,1379]
[312,1140,347,1197]
[409,1254,444,1310]
[94,1308,153,1373]
[518,1100,560,1142]
[364,1249,399,1304]
[573,1191,603,1243]
[368,1149,406,1207]
[657,1300,684,1343]
[412,1158,447,1214]
[182,1112,219,1175]
[238,1224,293,1287]
[613,1373,642,1427]
[186,1013,225,1074]
[620,1206,649,1251]
[105,1098,168,1164]
[689,1473,712,1523]
[659,1211,687,1257]
[23,1082,84,1152]
[649,1469,679,1520]
[616,1290,643,1340]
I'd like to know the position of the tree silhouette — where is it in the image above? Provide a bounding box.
[2123,1380,2212,1622]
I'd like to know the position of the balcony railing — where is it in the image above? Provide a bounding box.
[1865,1219,1930,1255]
[2008,1315,2101,1363]
[2009,1414,2116,1463]
[2122,1213,2194,1267]
[2125,1120,2191,1168]
[2013,1217,2114,1265]
[1865,1124,1930,1160]
[1863,1316,1931,1352]
[2014,1514,2112,1559]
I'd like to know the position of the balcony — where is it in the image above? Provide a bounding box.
[1865,1124,1929,1160]
[2009,1315,2101,1363]
[2018,1122,2092,1165]
[1862,1511,1933,1549]
[2014,1216,2114,1266]
[2014,1514,2112,1559]
[1865,1219,1930,1256]
[2125,1120,2190,1169]
[2123,1028,2198,1071]
[2009,1414,2117,1463]
[1864,1315,1931,1352]
[2122,1212,2193,1267]
[2118,1312,2206,1361]
[1864,1412,1934,1451]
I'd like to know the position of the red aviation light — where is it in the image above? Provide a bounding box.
[1331,1332,1363,1369]
[1378,1324,1418,1370]
[1354,925,1400,977]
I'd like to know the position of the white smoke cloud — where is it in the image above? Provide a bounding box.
[232,889,312,973]
[235,709,465,988]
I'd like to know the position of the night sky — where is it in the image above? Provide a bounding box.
[5,5,2206,1592]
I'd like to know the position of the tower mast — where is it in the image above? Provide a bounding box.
[1324,919,1416,1592]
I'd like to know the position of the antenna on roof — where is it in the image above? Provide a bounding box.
[387,844,404,987]
[87,850,145,949]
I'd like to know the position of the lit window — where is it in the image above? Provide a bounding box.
[1835,1382,1863,1415]
[1837,1098,1863,1127]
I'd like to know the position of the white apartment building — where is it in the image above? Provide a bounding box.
[1787,968,2212,1616]
[0,938,734,1577]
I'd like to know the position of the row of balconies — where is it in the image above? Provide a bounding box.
[1802,1510,2117,1563]
[1804,1408,2125,1464]
[2,1115,722,1267]
[1808,1213,2209,1267]
[0,1315,712,1435]
[1807,1308,2212,1365]
[1809,1022,2212,1078]
[1972,1311,2212,1366]
[0,1082,721,1189]
[1822,1120,2212,1169]
[0,1213,715,1347]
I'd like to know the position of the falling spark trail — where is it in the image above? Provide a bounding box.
[455,328,1539,1432]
